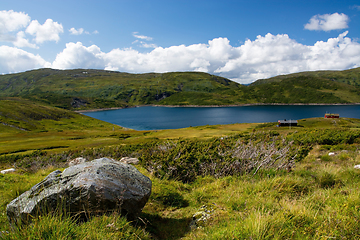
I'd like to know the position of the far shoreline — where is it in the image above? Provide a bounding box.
[75,102,360,113]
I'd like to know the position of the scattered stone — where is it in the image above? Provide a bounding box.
[120,157,140,165]
[354,165,360,169]
[1,168,15,174]
[71,97,88,108]
[6,157,152,225]
[68,157,87,166]
[190,204,215,229]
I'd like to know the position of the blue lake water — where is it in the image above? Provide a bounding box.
[82,105,360,130]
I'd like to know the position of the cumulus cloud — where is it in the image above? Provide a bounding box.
[50,32,360,84]
[0,10,65,48]
[0,45,50,73]
[0,10,30,34]
[26,19,63,43]
[217,31,360,82]
[52,42,105,69]
[13,31,38,48]
[0,10,31,43]
[69,27,90,35]
[304,13,349,31]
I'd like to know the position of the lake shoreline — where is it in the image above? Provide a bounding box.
[75,103,360,113]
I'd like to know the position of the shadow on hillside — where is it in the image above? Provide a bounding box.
[136,212,192,240]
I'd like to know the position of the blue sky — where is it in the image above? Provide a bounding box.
[1,0,360,83]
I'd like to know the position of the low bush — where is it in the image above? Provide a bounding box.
[142,133,299,182]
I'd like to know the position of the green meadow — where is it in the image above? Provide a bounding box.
[1,99,360,239]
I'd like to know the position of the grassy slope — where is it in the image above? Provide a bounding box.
[2,99,360,239]
[1,68,360,110]
[254,67,360,86]
[248,73,360,103]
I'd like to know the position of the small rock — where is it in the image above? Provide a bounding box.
[189,204,215,229]
[1,168,15,174]
[68,157,87,166]
[354,165,360,169]
[328,152,335,156]
[120,157,140,165]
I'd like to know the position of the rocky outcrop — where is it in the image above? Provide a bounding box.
[71,97,88,108]
[6,158,151,225]
[68,157,87,166]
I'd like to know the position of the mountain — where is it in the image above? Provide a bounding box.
[249,68,360,103]
[0,68,360,109]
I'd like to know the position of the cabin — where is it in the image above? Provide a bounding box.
[324,113,339,118]
[278,119,298,127]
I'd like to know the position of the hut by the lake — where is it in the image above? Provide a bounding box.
[324,113,339,118]
[278,119,298,127]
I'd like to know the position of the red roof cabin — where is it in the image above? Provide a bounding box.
[278,119,298,127]
[324,113,339,118]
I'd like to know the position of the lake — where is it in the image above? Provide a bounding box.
[82,105,360,130]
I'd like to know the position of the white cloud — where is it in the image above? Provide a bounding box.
[132,40,157,48]
[26,19,63,43]
[0,45,50,73]
[50,32,360,84]
[52,42,105,69]
[13,31,38,48]
[215,31,360,83]
[132,32,156,48]
[69,27,90,35]
[0,10,30,34]
[0,10,31,43]
[132,32,153,41]
[304,13,349,31]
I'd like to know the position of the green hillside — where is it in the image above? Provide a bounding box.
[0,69,246,109]
[0,68,360,109]
[254,67,360,86]
[247,74,360,103]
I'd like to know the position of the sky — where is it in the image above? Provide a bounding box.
[1,0,360,84]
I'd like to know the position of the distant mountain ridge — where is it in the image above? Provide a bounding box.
[0,67,359,109]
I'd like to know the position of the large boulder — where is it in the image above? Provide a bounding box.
[6,158,151,225]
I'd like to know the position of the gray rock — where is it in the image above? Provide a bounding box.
[68,157,87,166]
[6,157,151,225]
